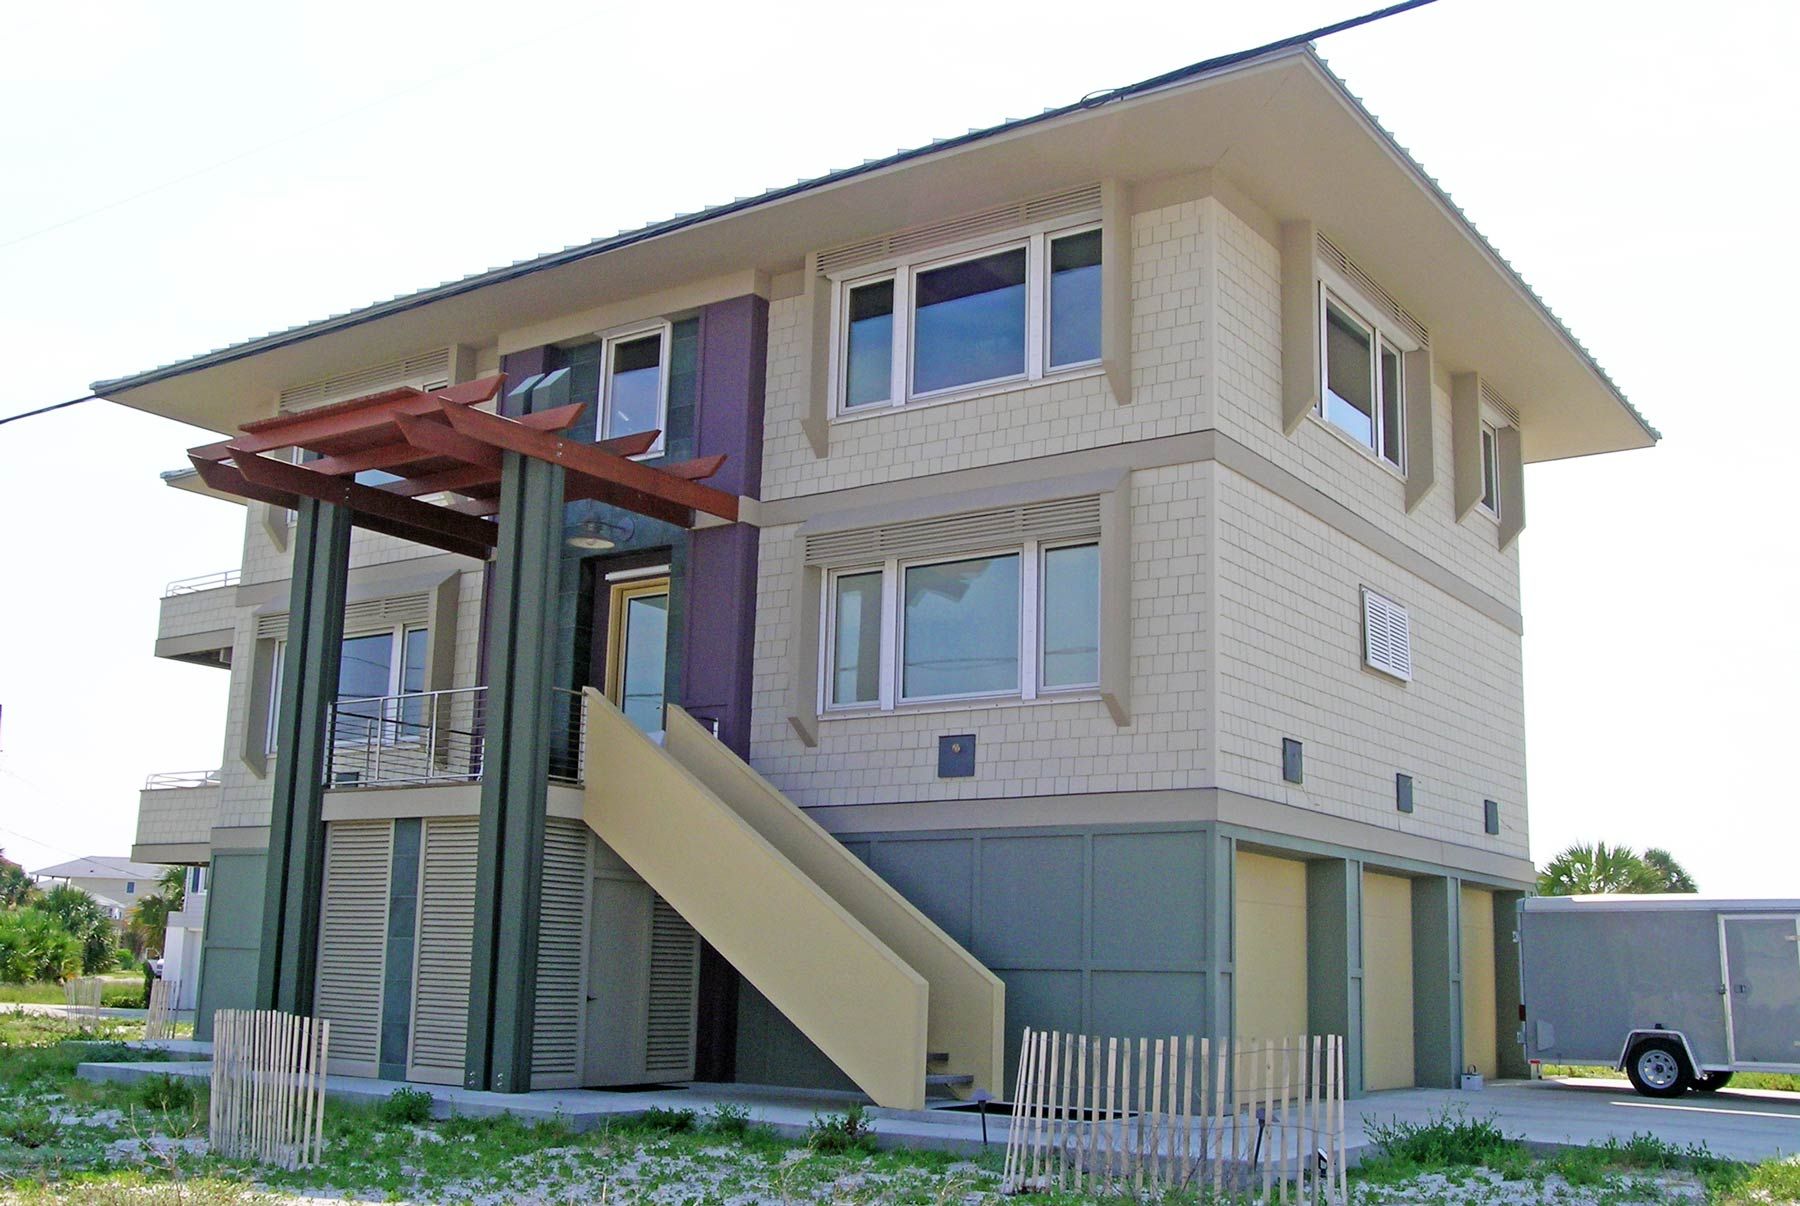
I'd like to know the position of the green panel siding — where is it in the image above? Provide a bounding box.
[867,839,974,947]
[1092,831,1206,967]
[195,849,267,1041]
[974,835,1084,964]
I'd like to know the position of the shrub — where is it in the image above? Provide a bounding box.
[638,1105,696,1133]
[136,1072,197,1111]
[0,908,83,984]
[806,1103,875,1154]
[1,1104,59,1148]
[704,1101,752,1138]
[1365,1109,1519,1168]
[378,1086,436,1125]
[102,984,148,1009]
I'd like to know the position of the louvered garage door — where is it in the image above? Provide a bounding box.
[531,819,591,1089]
[644,896,700,1080]
[407,817,478,1085]
[315,819,393,1077]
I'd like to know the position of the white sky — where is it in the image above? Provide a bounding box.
[1,0,1794,894]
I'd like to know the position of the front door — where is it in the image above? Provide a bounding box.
[584,875,651,1086]
[605,577,670,738]
[1722,915,1800,1066]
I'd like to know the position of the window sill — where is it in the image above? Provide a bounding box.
[829,365,1105,427]
[1304,412,1407,485]
[820,689,1105,723]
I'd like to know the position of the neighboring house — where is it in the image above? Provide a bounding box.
[33,856,169,921]
[108,42,1655,1106]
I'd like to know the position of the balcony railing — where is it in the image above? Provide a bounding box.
[144,769,223,790]
[323,686,588,789]
[164,569,241,597]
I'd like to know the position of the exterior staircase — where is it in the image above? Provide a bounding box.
[580,692,1004,1111]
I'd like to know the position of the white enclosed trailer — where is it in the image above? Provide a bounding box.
[1518,894,1800,1097]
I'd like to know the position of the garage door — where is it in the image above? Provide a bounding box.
[1460,886,1498,1079]
[1234,851,1308,1042]
[1362,872,1415,1090]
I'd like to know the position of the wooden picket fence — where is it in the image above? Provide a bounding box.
[62,977,103,1026]
[145,978,181,1040]
[209,1009,331,1169]
[1001,1030,1346,1202]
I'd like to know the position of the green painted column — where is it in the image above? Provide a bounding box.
[256,497,352,1014]
[464,370,568,1093]
[1202,829,1236,1043]
[1493,890,1528,1078]
[1411,874,1464,1088]
[1307,857,1364,1094]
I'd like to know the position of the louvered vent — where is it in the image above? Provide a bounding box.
[1316,234,1429,348]
[278,348,455,413]
[530,819,590,1087]
[314,819,393,1073]
[816,184,1102,276]
[1479,379,1521,428]
[1361,588,1414,683]
[408,817,477,1081]
[255,593,430,641]
[805,495,1103,567]
[644,895,700,1079]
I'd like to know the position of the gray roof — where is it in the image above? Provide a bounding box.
[32,855,168,881]
[89,2,1653,444]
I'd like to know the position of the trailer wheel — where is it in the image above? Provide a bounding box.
[1693,1071,1733,1093]
[1625,1038,1691,1098]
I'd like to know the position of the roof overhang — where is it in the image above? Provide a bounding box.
[94,47,1654,463]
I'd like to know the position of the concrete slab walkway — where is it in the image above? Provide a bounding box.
[75,1059,1800,1164]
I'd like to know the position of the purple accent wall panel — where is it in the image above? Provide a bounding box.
[681,524,759,757]
[695,295,768,498]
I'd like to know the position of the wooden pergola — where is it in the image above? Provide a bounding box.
[188,374,738,560]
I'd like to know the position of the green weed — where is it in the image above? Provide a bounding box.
[806,1101,876,1154]
[376,1084,435,1125]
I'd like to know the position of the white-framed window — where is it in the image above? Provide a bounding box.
[821,540,1100,711]
[600,323,672,453]
[1319,283,1408,470]
[1479,419,1501,515]
[831,220,1102,416]
[267,624,428,752]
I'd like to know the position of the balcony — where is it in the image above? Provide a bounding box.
[135,768,223,861]
[323,686,588,790]
[156,570,241,669]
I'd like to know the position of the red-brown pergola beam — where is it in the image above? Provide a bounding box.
[228,376,505,455]
[228,447,498,554]
[440,403,739,523]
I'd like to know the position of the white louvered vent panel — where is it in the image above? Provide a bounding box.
[805,496,1103,567]
[816,183,1101,276]
[314,819,393,1069]
[644,895,700,1079]
[1316,233,1429,348]
[530,819,590,1085]
[409,817,478,1076]
[255,593,430,641]
[279,348,455,413]
[1361,588,1414,683]
[1479,379,1521,428]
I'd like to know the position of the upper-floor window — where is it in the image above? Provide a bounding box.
[1479,419,1501,515]
[1320,286,1404,470]
[601,324,671,452]
[268,624,428,752]
[824,540,1100,710]
[834,223,1101,415]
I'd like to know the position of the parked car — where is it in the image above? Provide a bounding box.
[147,958,164,978]
[1518,894,1800,1096]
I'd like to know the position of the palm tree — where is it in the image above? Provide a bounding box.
[1640,847,1698,893]
[1536,842,1660,896]
[39,885,117,974]
[0,851,36,909]
[127,867,189,960]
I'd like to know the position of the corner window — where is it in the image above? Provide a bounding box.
[833,220,1101,415]
[1320,288,1404,470]
[1480,421,1501,515]
[602,325,670,451]
[823,540,1099,710]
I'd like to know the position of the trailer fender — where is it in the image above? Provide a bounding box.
[1616,1029,1700,1075]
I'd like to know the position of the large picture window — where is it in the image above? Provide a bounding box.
[268,624,427,752]
[834,221,1101,416]
[822,540,1100,711]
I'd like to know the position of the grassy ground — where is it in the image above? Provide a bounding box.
[3,1013,1796,1204]
[1543,1064,1800,1094]
[0,976,148,1009]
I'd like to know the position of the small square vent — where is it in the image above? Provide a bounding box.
[1361,588,1413,682]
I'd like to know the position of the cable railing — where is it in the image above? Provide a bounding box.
[143,769,223,790]
[323,686,588,789]
[163,569,241,597]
